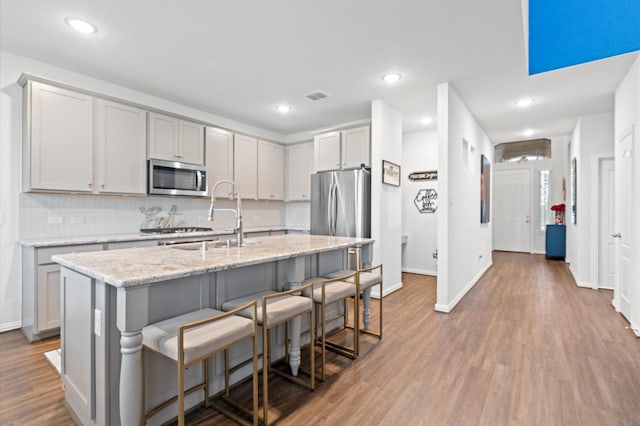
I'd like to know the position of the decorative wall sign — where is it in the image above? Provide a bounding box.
[414,189,438,213]
[408,170,438,181]
[382,160,401,186]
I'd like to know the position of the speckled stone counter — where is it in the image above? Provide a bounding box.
[53,234,369,288]
[19,225,308,247]
[55,233,373,426]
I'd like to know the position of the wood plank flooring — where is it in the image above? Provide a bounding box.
[1,252,639,425]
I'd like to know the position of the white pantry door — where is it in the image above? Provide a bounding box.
[493,169,531,252]
[615,129,634,320]
[598,158,616,289]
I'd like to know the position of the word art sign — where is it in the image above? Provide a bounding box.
[408,170,438,181]
[414,189,438,213]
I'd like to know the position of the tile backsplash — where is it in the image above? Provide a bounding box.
[19,193,287,239]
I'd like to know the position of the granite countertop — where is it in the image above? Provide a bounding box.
[19,225,309,247]
[52,234,373,288]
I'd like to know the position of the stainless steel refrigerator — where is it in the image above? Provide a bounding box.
[310,168,371,238]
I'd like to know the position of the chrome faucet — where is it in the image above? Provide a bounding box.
[207,180,243,246]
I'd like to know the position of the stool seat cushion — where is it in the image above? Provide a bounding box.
[222,291,312,326]
[302,278,356,304]
[142,308,254,365]
[324,270,382,290]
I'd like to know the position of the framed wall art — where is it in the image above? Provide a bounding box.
[382,160,401,187]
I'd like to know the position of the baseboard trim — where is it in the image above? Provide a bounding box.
[532,250,546,255]
[0,321,21,333]
[434,261,492,313]
[632,323,640,338]
[568,266,595,289]
[402,267,437,276]
[371,281,403,299]
[597,285,615,290]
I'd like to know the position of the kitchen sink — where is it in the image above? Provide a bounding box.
[169,239,261,250]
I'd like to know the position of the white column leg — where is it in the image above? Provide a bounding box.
[362,287,372,330]
[119,331,143,426]
[288,317,302,376]
[287,256,305,375]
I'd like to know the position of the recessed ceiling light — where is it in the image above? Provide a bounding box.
[517,98,534,107]
[65,17,97,34]
[276,104,291,114]
[522,129,534,137]
[382,73,402,84]
[420,117,433,125]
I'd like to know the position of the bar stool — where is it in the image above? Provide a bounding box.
[141,303,259,426]
[221,283,315,426]
[323,264,383,355]
[302,271,359,381]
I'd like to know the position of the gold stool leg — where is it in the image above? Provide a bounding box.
[263,326,270,426]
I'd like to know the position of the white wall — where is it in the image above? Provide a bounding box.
[493,135,570,254]
[401,129,438,275]
[566,112,615,287]
[0,50,288,331]
[371,100,403,296]
[436,82,493,313]
[613,53,640,335]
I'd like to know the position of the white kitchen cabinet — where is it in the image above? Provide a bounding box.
[313,126,370,172]
[94,99,147,194]
[179,120,205,165]
[206,127,234,198]
[286,142,313,201]
[258,140,284,200]
[21,243,104,342]
[148,112,204,165]
[342,126,370,169]
[233,134,258,199]
[36,264,61,333]
[314,131,342,172]
[26,81,94,192]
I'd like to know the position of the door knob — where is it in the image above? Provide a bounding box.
[612,233,622,238]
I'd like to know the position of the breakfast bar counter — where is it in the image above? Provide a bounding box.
[53,234,373,426]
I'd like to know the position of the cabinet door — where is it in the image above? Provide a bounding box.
[179,120,204,165]
[206,127,234,198]
[342,126,370,168]
[36,264,61,332]
[314,131,341,172]
[258,140,284,200]
[233,134,258,199]
[148,112,179,161]
[95,99,147,194]
[29,82,93,192]
[286,142,313,201]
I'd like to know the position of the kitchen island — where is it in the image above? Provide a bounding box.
[53,234,373,426]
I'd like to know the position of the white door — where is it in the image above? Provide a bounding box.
[493,169,531,252]
[615,129,633,320]
[598,158,615,289]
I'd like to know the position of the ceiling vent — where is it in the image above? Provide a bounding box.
[305,90,329,101]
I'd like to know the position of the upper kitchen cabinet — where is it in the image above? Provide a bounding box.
[314,131,341,172]
[313,125,370,172]
[205,127,234,198]
[286,142,313,201]
[94,99,147,194]
[24,81,94,192]
[258,140,284,200]
[148,112,204,165]
[233,134,258,199]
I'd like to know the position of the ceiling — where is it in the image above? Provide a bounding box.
[1,0,637,143]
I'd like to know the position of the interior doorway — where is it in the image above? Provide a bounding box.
[597,157,615,289]
[493,169,531,253]
[615,128,634,322]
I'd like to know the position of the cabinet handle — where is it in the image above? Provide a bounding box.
[342,161,346,165]
[100,183,104,189]
[612,233,622,238]
[88,182,92,187]
[335,162,340,166]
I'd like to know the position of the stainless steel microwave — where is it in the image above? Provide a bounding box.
[148,159,208,196]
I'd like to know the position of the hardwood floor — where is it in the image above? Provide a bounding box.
[1,252,639,425]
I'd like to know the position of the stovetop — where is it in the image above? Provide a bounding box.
[140,227,213,234]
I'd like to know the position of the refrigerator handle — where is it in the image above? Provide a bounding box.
[327,181,335,236]
[332,183,338,235]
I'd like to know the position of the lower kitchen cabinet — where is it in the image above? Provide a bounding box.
[22,243,103,342]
